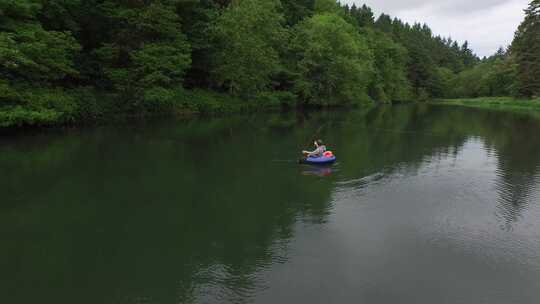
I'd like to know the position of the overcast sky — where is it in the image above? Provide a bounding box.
[341,0,530,57]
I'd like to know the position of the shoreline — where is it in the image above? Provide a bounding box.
[0,89,371,131]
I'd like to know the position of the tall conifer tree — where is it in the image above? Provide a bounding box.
[512,0,540,97]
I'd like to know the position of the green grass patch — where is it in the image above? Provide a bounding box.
[432,97,540,113]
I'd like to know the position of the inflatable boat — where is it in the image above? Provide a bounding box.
[300,151,336,165]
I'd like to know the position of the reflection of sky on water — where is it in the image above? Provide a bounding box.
[254,137,540,303]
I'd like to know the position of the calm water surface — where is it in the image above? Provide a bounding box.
[2,104,540,303]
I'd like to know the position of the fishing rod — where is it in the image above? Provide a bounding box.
[298,120,332,162]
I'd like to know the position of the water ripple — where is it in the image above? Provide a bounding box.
[494,169,538,231]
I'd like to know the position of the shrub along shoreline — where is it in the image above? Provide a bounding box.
[0,90,263,128]
[0,89,348,128]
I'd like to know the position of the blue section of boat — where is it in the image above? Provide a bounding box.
[302,156,336,164]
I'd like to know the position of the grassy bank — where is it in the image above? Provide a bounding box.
[432,97,540,113]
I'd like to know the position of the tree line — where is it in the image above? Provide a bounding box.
[443,0,539,99]
[1,0,538,127]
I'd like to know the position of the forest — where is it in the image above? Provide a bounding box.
[1,0,539,127]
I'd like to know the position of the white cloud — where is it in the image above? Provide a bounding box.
[341,0,529,57]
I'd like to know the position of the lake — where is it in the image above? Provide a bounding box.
[2,104,540,304]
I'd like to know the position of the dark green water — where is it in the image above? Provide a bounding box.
[2,104,540,304]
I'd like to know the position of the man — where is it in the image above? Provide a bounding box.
[302,139,326,158]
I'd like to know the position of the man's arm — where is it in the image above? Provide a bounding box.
[307,147,323,157]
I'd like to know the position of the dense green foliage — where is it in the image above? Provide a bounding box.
[212,0,285,97]
[291,13,373,105]
[95,1,192,109]
[1,0,538,127]
[0,0,81,126]
[364,29,410,102]
[450,51,518,98]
